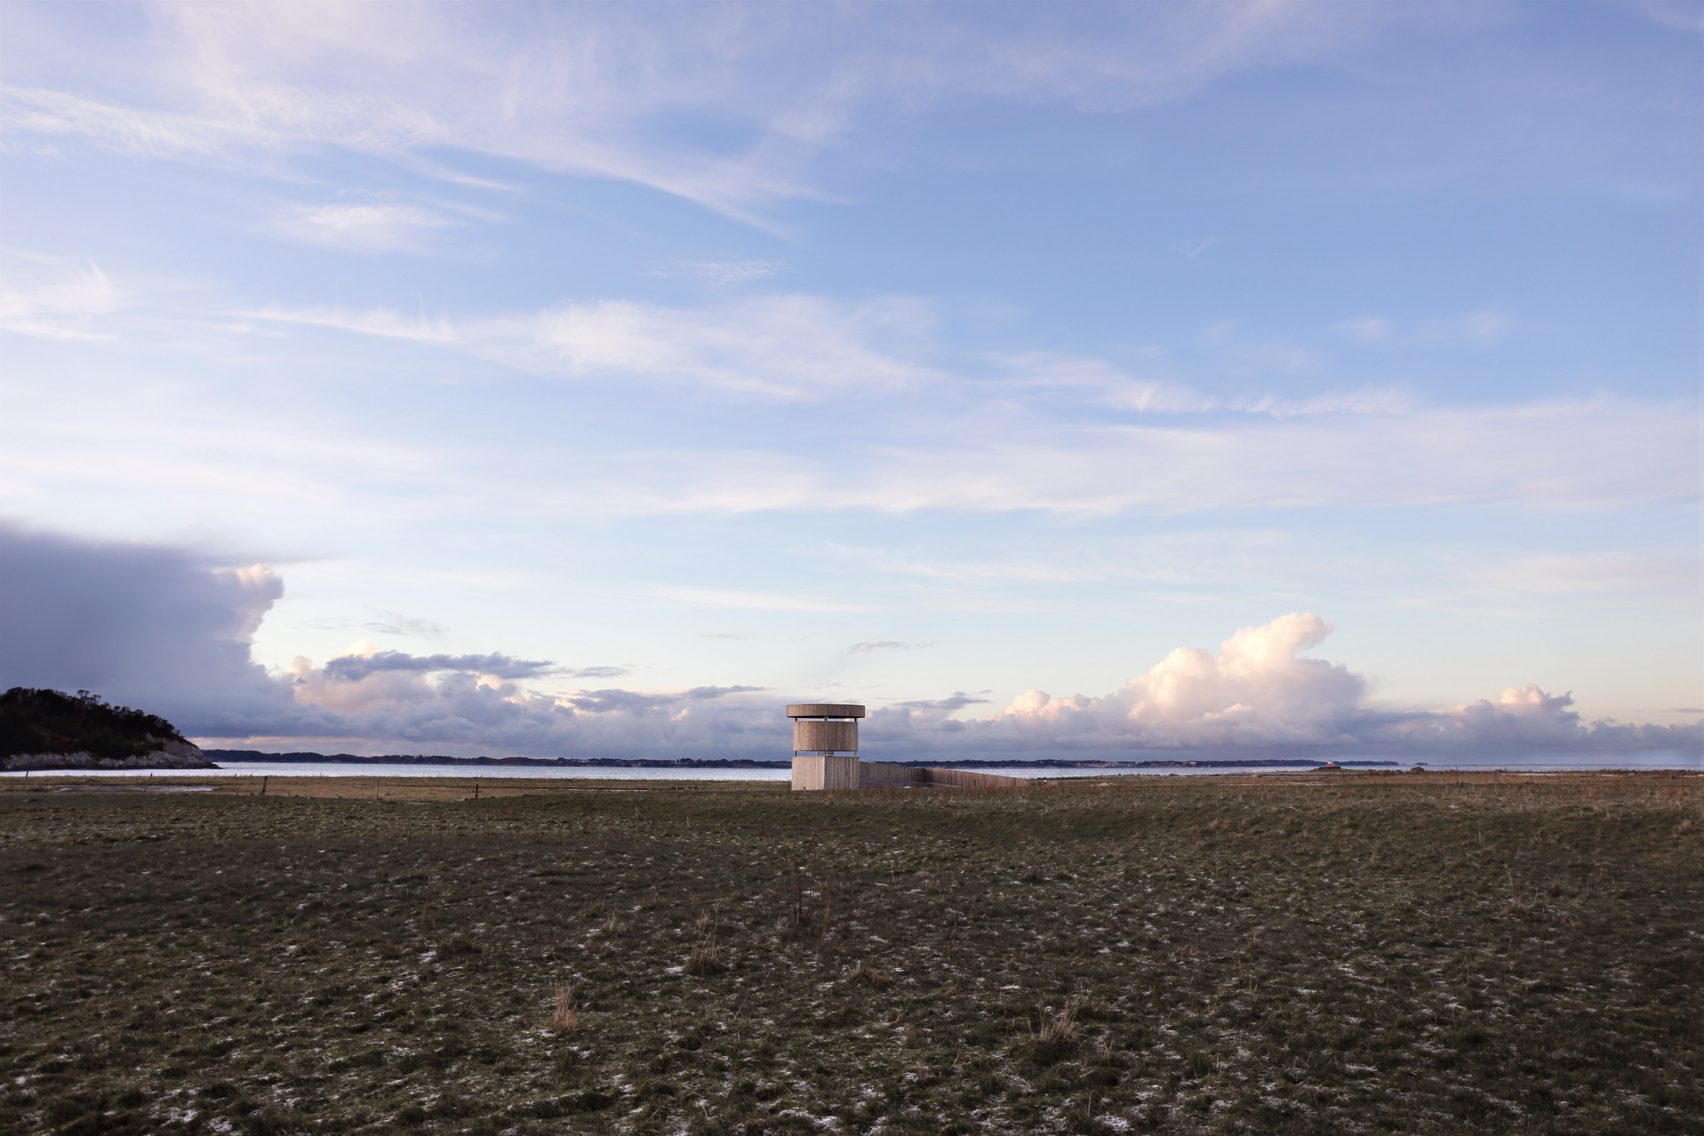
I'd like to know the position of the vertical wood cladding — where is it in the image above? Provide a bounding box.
[792,719,860,754]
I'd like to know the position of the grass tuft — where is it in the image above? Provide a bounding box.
[1028,1001,1080,1066]
[549,985,577,1033]
[684,932,726,977]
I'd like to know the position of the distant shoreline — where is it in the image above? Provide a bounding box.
[204,749,1404,772]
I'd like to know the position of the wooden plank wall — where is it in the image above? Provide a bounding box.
[853,761,1027,792]
[857,761,927,788]
[917,766,1030,792]
[792,755,861,791]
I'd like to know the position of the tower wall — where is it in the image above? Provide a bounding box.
[792,719,860,754]
[790,755,860,791]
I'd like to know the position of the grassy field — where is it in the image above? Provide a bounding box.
[1,772,1698,1135]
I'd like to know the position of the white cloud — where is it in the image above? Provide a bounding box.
[652,586,873,614]
[239,305,459,344]
[514,396,1695,517]
[849,640,931,654]
[0,2,1445,224]
[992,613,1364,747]
[249,293,940,398]
[652,260,784,286]
[275,202,456,254]
[1333,309,1514,348]
[0,252,122,339]
[872,615,1702,758]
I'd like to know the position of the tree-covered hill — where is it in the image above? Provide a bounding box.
[0,688,212,770]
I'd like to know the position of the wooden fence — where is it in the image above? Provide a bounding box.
[855,761,1028,792]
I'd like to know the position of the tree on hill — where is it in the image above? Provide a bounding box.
[0,687,189,761]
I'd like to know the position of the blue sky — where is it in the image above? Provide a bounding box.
[1,1,1698,759]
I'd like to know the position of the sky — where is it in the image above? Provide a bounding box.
[0,0,1699,762]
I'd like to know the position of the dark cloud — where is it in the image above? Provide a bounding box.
[0,522,302,736]
[887,692,990,712]
[564,685,766,715]
[323,650,556,682]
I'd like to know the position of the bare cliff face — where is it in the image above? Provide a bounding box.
[2,739,215,772]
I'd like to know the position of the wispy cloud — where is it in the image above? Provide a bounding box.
[521,397,1693,517]
[0,2,1441,226]
[849,640,932,654]
[246,293,939,398]
[0,252,122,339]
[239,305,459,344]
[653,586,873,613]
[1332,309,1513,347]
[651,259,784,286]
[273,202,456,254]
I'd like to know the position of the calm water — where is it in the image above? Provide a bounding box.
[2,751,1695,780]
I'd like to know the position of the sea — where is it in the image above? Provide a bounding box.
[3,751,1696,781]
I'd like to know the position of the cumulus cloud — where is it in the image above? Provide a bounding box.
[1,525,1695,761]
[988,614,1365,748]
[870,616,1701,759]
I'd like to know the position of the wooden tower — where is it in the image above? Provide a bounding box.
[787,703,865,790]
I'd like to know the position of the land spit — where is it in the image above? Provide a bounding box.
[1,771,1698,1134]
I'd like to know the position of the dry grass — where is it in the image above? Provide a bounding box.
[548,986,577,1033]
[0,770,1697,1135]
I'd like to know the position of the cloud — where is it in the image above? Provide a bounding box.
[1332,310,1513,348]
[0,523,305,735]
[519,396,1695,517]
[1,2,1438,224]
[889,692,991,713]
[849,640,931,654]
[238,305,459,344]
[0,252,122,339]
[871,614,1702,758]
[990,613,1365,747]
[561,685,766,715]
[321,650,556,682]
[2,526,1695,760]
[652,260,784,286]
[245,293,938,399]
[564,665,632,680]
[653,586,874,613]
[274,202,456,254]
[366,612,447,640]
